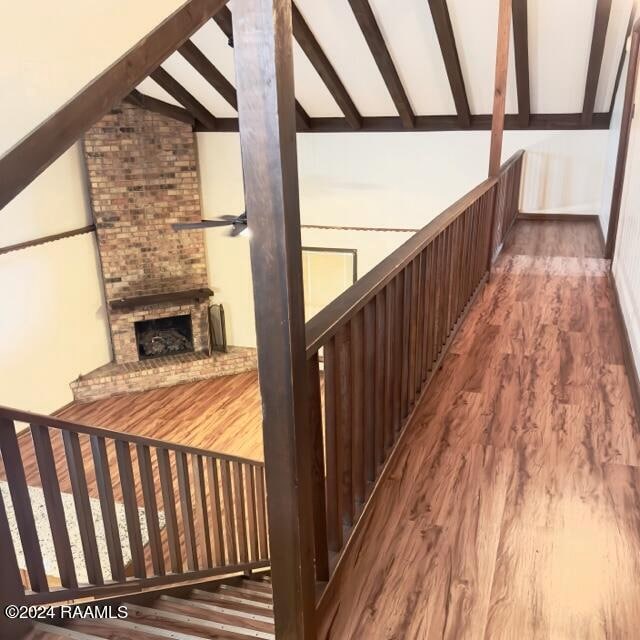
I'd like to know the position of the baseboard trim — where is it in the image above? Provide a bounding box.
[518,212,599,222]
[609,271,640,421]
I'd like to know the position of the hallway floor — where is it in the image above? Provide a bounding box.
[322,219,640,639]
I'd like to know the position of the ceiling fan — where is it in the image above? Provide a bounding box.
[172,212,248,236]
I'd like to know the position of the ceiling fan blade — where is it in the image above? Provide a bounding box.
[172,220,230,231]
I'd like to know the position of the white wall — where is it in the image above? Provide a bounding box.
[612,48,640,385]
[0,146,111,415]
[0,0,185,154]
[198,128,608,346]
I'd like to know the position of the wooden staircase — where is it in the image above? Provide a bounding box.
[26,575,274,639]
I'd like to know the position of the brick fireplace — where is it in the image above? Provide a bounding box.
[71,102,256,402]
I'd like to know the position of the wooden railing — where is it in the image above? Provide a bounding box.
[305,151,524,584]
[0,407,269,606]
[491,151,524,259]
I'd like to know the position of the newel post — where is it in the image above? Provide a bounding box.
[232,1,317,637]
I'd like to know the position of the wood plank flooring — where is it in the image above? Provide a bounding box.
[320,220,640,639]
[56,371,264,461]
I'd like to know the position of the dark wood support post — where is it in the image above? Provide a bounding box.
[232,1,316,637]
[489,0,512,177]
[606,22,640,259]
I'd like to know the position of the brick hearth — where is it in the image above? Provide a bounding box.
[71,348,257,402]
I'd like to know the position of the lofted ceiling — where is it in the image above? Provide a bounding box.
[133,0,635,131]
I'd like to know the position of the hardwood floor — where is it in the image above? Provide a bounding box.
[320,220,640,639]
[56,370,264,462]
[502,218,604,257]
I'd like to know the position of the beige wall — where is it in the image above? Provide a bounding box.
[0,0,185,154]
[198,129,609,347]
[0,146,111,415]
[199,130,608,231]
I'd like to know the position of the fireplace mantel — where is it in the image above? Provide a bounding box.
[109,288,214,312]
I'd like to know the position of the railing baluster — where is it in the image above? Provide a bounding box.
[192,455,213,569]
[445,224,455,338]
[0,419,48,593]
[90,435,126,582]
[336,324,353,529]
[255,466,268,561]
[392,273,403,434]
[432,233,445,358]
[62,431,103,585]
[425,242,436,377]
[220,459,238,564]
[408,256,420,409]
[175,451,198,572]
[115,440,145,579]
[464,206,472,300]
[323,337,342,552]
[156,447,182,574]
[137,444,165,577]
[384,279,394,453]
[31,424,78,589]
[415,251,426,396]
[0,486,26,603]
[363,300,376,495]
[232,461,248,563]
[307,353,329,579]
[244,464,259,562]
[205,457,225,566]
[422,244,433,382]
[374,291,385,469]
[400,263,412,418]
[451,217,463,321]
[351,310,365,518]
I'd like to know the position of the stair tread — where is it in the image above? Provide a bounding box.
[189,590,274,618]
[26,623,105,640]
[155,595,274,633]
[122,602,274,639]
[216,585,273,603]
[240,580,272,594]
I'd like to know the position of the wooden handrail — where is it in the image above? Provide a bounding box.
[305,150,524,356]
[0,406,268,608]
[305,149,525,607]
[0,405,262,466]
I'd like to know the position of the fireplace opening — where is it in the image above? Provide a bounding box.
[134,315,194,360]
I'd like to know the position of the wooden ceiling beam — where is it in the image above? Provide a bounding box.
[0,0,229,211]
[150,67,218,130]
[124,89,195,125]
[178,39,237,109]
[512,0,530,127]
[427,0,470,128]
[582,0,613,126]
[489,0,512,177]
[347,0,415,128]
[291,4,362,129]
[211,4,311,131]
[204,112,612,133]
[212,5,234,43]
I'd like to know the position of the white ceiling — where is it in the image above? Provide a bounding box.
[136,0,635,121]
